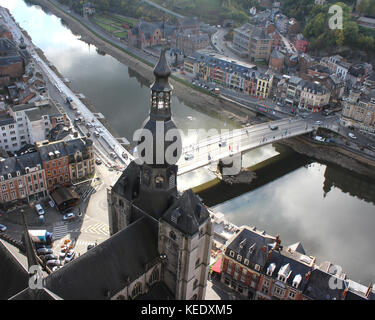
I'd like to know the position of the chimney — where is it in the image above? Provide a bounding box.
[305,271,311,283]
[267,248,273,262]
[341,288,348,300]
[366,282,373,298]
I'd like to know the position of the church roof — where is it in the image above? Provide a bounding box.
[136,281,174,300]
[0,239,29,300]
[44,216,159,299]
[162,189,210,236]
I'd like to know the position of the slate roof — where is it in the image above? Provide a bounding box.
[0,113,15,126]
[136,282,174,300]
[270,49,284,60]
[0,152,42,180]
[224,226,276,268]
[264,249,314,290]
[44,216,159,299]
[191,50,257,79]
[38,138,90,162]
[303,269,347,300]
[10,287,62,300]
[162,189,210,236]
[0,239,29,300]
[287,242,306,255]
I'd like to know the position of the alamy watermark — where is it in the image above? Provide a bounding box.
[132,123,244,176]
[29,265,44,290]
[328,5,343,30]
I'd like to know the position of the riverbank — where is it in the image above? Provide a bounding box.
[29,0,257,127]
[278,136,375,179]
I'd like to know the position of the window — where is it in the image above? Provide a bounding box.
[9,182,14,189]
[2,184,6,191]
[274,286,285,298]
[193,279,198,290]
[255,264,261,271]
[149,268,159,284]
[229,250,235,258]
[244,259,249,266]
[195,258,200,269]
[11,191,15,199]
[169,231,176,241]
[237,255,242,262]
[288,291,296,299]
[131,282,142,299]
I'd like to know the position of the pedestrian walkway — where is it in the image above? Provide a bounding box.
[80,222,109,236]
[53,224,68,240]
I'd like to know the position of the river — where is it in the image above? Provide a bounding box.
[3,0,375,285]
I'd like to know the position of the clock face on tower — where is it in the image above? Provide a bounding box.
[155,175,164,188]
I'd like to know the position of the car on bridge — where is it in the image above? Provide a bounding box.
[219,141,227,147]
[184,153,194,161]
[269,125,279,131]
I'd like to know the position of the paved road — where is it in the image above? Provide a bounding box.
[177,118,315,174]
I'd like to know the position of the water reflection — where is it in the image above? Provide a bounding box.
[213,160,375,284]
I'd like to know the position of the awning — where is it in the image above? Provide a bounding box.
[211,257,222,274]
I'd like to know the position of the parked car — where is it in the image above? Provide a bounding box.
[0,224,6,232]
[35,204,45,216]
[94,131,100,138]
[46,259,61,267]
[63,212,75,221]
[65,250,76,263]
[36,248,53,255]
[269,125,279,131]
[95,158,102,165]
[87,244,95,251]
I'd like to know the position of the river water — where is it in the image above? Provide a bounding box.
[3,0,375,285]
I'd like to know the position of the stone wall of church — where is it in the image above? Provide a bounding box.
[111,263,162,300]
[158,217,213,300]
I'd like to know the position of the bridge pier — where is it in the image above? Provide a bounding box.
[217,153,243,177]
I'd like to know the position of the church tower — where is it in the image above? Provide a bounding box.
[135,44,182,219]
[108,44,212,300]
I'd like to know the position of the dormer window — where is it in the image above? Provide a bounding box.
[255,264,261,271]
[244,259,249,266]
[237,255,242,262]
[278,275,285,282]
[229,250,235,258]
[267,263,276,276]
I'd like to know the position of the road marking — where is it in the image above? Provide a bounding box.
[81,222,109,235]
[53,224,68,240]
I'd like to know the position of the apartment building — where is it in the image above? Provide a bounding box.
[36,137,95,191]
[186,50,258,93]
[341,89,375,133]
[256,73,274,99]
[276,75,303,107]
[233,23,272,62]
[0,100,69,154]
[0,151,47,206]
[219,225,375,300]
[299,81,331,112]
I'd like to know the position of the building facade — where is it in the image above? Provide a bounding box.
[341,89,375,133]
